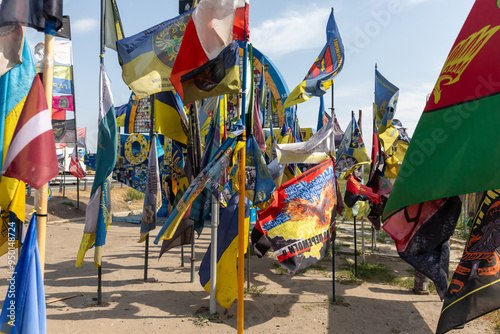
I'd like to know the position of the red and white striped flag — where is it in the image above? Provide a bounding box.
[1,74,59,189]
[69,146,86,178]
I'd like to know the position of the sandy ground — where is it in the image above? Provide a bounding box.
[0,185,496,333]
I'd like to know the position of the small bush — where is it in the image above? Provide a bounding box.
[124,188,144,201]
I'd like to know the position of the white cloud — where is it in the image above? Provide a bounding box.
[251,6,332,59]
[72,18,99,34]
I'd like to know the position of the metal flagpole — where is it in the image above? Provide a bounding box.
[209,194,219,314]
[96,0,106,305]
[330,78,336,302]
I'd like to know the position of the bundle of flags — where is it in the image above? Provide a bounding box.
[382,0,500,331]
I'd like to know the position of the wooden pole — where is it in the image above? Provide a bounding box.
[237,130,246,333]
[237,40,248,334]
[36,19,57,278]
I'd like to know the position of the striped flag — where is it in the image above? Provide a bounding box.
[76,64,117,268]
[69,146,85,178]
[1,74,58,189]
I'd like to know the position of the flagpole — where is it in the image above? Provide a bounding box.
[209,193,219,315]
[237,38,249,334]
[372,63,378,250]
[97,0,106,306]
[330,78,336,303]
[144,94,155,282]
[36,18,57,278]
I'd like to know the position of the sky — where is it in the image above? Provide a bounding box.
[26,0,475,153]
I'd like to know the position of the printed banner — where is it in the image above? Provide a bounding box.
[256,158,336,273]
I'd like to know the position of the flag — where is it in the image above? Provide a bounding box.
[283,8,344,108]
[437,190,500,334]
[335,115,370,174]
[0,37,34,226]
[0,214,46,334]
[115,103,127,127]
[383,0,500,220]
[383,196,461,299]
[374,69,399,134]
[245,134,275,206]
[104,0,124,51]
[0,25,24,76]
[52,119,76,144]
[154,91,188,145]
[76,64,117,268]
[333,117,344,149]
[379,124,410,178]
[1,74,58,189]
[158,218,193,259]
[275,115,336,165]
[139,135,161,242]
[154,126,243,244]
[170,0,249,101]
[34,40,72,66]
[255,158,336,273]
[199,193,249,309]
[52,95,74,111]
[77,127,86,148]
[69,146,85,179]
[51,65,72,95]
[0,0,63,32]
[344,174,381,208]
[116,10,193,99]
[179,40,240,105]
[316,95,328,131]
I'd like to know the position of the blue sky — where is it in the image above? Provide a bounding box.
[26,0,474,152]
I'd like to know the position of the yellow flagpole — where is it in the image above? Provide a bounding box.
[36,20,57,278]
[237,128,246,333]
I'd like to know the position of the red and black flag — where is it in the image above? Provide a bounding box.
[344,174,381,208]
[437,190,500,334]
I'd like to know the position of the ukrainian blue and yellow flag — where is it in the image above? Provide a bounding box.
[283,8,344,108]
[0,38,34,257]
[180,41,240,105]
[199,193,249,309]
[316,95,328,131]
[374,69,399,135]
[116,10,193,99]
[53,65,72,95]
[154,90,188,145]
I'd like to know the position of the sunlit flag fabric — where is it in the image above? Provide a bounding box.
[254,158,336,273]
[116,10,193,99]
[383,0,500,221]
[1,74,58,189]
[154,90,188,145]
[69,146,85,179]
[344,174,381,208]
[0,37,34,254]
[0,25,24,76]
[335,115,370,175]
[139,135,161,243]
[104,0,124,51]
[179,40,240,105]
[437,190,500,334]
[170,0,249,102]
[383,196,461,299]
[199,193,249,309]
[76,64,117,268]
[283,8,344,108]
[374,69,399,135]
[0,214,46,334]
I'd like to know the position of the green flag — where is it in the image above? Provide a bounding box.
[383,0,500,220]
[104,0,124,51]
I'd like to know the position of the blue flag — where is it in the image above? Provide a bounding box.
[0,214,46,334]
